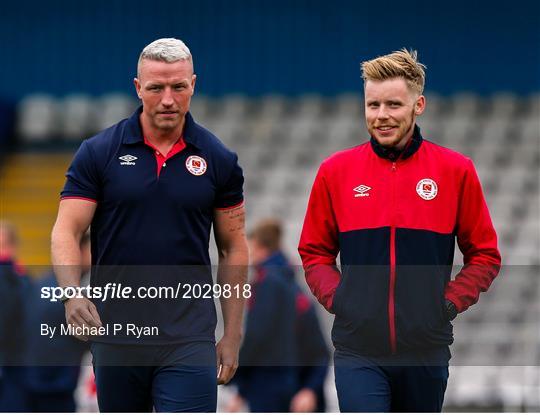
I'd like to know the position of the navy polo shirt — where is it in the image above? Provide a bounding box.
[61,106,244,345]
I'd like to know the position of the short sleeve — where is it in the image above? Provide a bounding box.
[214,153,244,209]
[60,140,101,201]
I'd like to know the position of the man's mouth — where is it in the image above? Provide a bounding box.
[376,126,396,131]
[158,111,179,118]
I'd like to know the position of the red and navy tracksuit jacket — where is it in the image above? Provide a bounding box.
[299,125,501,356]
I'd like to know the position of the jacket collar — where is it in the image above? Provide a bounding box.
[122,106,201,149]
[370,124,423,161]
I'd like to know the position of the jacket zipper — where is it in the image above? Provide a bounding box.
[389,161,397,354]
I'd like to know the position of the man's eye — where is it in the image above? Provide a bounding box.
[174,85,185,90]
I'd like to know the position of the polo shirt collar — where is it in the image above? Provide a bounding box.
[370,124,423,161]
[122,106,201,149]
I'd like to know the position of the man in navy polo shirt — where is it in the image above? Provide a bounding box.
[51,38,248,412]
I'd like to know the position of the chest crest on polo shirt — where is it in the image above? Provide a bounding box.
[185,155,207,176]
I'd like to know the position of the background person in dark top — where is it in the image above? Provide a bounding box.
[7,233,92,412]
[0,221,30,411]
[229,219,329,412]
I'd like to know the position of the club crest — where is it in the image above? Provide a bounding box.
[416,179,438,200]
[185,155,207,176]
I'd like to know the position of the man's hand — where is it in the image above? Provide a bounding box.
[216,333,241,385]
[290,388,317,412]
[64,297,102,341]
[52,198,97,342]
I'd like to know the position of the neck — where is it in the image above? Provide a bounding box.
[370,124,423,161]
[140,113,185,145]
[393,123,415,151]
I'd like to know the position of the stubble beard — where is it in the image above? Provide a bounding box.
[152,113,180,133]
[369,109,416,150]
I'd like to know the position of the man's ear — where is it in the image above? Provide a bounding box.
[415,95,426,115]
[134,78,142,99]
[191,74,197,96]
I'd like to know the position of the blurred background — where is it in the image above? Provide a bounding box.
[0,0,538,411]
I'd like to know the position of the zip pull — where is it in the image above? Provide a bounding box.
[391,162,396,172]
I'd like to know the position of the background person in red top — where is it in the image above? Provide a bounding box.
[298,49,501,412]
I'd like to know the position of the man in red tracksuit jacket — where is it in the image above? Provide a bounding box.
[298,49,501,412]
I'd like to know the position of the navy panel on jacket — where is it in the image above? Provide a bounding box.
[333,227,455,355]
[339,227,390,266]
[333,228,391,355]
[395,229,455,350]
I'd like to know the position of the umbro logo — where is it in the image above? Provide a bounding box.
[119,154,137,165]
[353,184,371,197]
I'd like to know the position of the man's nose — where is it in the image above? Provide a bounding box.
[161,87,174,106]
[377,105,389,119]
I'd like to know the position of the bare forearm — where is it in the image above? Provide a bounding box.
[217,249,248,337]
[51,225,84,288]
[214,204,248,337]
[213,204,247,384]
[51,199,96,288]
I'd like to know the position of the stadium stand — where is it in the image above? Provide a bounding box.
[59,94,96,141]
[0,153,73,272]
[1,92,538,411]
[16,94,60,144]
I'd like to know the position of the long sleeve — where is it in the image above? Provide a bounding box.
[298,163,341,312]
[445,159,502,312]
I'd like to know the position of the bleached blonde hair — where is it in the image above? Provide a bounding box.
[361,48,426,95]
[137,38,193,77]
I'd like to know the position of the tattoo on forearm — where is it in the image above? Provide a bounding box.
[226,206,245,233]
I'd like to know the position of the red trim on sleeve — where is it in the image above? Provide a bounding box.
[60,196,97,203]
[215,200,244,211]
